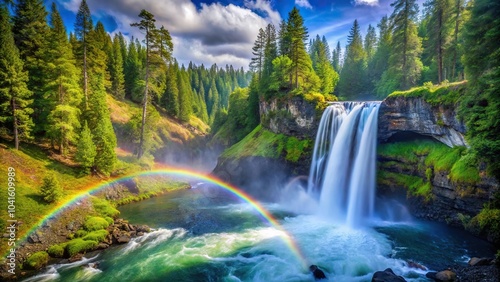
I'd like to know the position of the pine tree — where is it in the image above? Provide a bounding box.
[110,34,125,98]
[0,6,33,150]
[372,16,393,97]
[448,0,465,81]
[44,3,82,154]
[261,23,278,93]
[124,39,141,100]
[384,0,423,91]
[75,121,96,173]
[163,62,179,117]
[74,0,93,108]
[286,7,312,90]
[426,0,453,83]
[177,70,192,122]
[331,41,342,72]
[311,36,339,94]
[338,20,367,99]
[40,173,62,203]
[278,20,290,56]
[12,0,49,134]
[131,9,157,158]
[250,28,266,78]
[364,24,377,60]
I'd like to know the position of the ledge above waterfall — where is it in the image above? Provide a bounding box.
[378,95,467,147]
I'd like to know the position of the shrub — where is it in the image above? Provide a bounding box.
[47,245,64,258]
[84,216,110,231]
[91,197,120,218]
[25,251,49,270]
[82,230,108,242]
[40,174,63,203]
[66,239,98,257]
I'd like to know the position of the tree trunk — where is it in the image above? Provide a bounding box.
[12,98,19,150]
[83,38,88,108]
[437,7,443,84]
[138,27,149,159]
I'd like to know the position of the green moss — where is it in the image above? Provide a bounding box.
[82,229,108,242]
[222,125,284,159]
[377,170,432,199]
[83,216,110,231]
[285,137,310,162]
[66,238,98,257]
[221,125,311,163]
[450,155,481,184]
[47,245,64,258]
[105,216,114,224]
[91,197,120,218]
[25,251,49,270]
[388,81,466,107]
[74,229,88,238]
[379,139,480,186]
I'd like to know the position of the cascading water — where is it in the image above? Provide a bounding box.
[308,102,381,227]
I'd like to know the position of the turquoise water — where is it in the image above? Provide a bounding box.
[25,186,494,282]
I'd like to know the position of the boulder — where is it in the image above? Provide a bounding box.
[427,270,457,282]
[68,253,83,263]
[468,257,493,266]
[371,268,407,282]
[117,234,130,243]
[96,243,109,250]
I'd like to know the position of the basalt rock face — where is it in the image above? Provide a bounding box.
[260,96,319,138]
[378,96,467,147]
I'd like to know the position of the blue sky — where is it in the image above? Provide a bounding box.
[48,0,422,69]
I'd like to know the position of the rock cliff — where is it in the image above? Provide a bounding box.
[259,96,319,138]
[378,95,467,147]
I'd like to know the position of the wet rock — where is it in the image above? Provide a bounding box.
[68,253,83,263]
[431,270,456,282]
[372,268,407,282]
[137,232,144,236]
[406,260,427,271]
[136,225,150,233]
[468,257,493,266]
[96,243,109,250]
[378,95,467,147]
[117,234,130,243]
[309,265,327,280]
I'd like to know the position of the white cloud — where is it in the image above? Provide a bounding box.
[244,0,282,26]
[295,0,313,9]
[354,0,379,6]
[57,0,279,69]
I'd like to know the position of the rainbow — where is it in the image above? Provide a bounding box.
[19,168,309,269]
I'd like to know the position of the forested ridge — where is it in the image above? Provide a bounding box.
[0,0,499,179]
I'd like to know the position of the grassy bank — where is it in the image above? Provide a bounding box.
[221,125,312,163]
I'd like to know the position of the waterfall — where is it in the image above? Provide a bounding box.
[308,102,380,227]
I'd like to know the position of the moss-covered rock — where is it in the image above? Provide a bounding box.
[25,251,49,270]
[84,216,110,231]
[47,245,65,258]
[66,238,98,257]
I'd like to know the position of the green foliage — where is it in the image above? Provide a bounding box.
[105,216,114,225]
[66,238,98,257]
[24,251,49,270]
[40,173,63,203]
[338,20,367,99]
[0,6,34,150]
[474,208,500,243]
[460,0,500,179]
[285,137,310,162]
[75,121,96,173]
[83,216,110,231]
[48,245,64,258]
[82,229,108,242]
[91,197,120,218]
[378,0,422,95]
